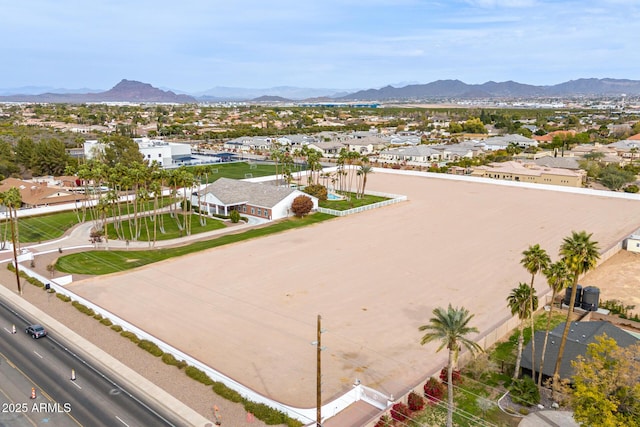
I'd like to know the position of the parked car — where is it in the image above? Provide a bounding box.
[25,324,47,339]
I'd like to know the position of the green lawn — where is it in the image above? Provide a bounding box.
[318,193,389,211]
[106,213,226,241]
[189,161,287,182]
[56,213,334,275]
[0,211,80,243]
[2,162,281,243]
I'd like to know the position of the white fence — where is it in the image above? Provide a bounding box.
[318,191,407,217]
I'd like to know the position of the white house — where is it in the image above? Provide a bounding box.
[83,137,192,168]
[625,235,640,253]
[482,134,539,151]
[193,177,318,221]
[378,146,442,164]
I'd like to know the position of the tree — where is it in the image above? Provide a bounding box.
[571,334,640,427]
[290,195,313,217]
[507,283,537,380]
[553,231,600,382]
[1,188,23,294]
[538,260,571,386]
[102,135,144,167]
[520,244,550,383]
[598,164,635,191]
[33,139,69,176]
[357,163,373,198]
[419,304,482,427]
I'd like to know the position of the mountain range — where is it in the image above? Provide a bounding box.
[0,78,638,104]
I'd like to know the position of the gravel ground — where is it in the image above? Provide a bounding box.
[0,257,275,427]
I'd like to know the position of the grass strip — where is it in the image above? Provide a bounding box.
[56,213,334,275]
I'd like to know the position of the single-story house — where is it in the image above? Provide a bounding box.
[482,134,539,151]
[307,141,347,158]
[0,177,87,208]
[520,321,639,382]
[471,161,585,187]
[378,146,442,164]
[193,177,318,221]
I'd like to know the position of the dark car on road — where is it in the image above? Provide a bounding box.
[25,324,47,339]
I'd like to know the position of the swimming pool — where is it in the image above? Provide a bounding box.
[327,193,345,201]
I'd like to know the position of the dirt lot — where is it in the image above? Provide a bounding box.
[63,171,640,410]
[581,250,640,316]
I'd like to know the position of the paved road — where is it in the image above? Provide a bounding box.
[0,301,185,427]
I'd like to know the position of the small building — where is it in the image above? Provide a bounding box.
[624,234,640,253]
[0,177,86,208]
[471,161,585,188]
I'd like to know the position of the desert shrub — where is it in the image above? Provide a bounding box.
[185,366,214,386]
[93,314,103,321]
[138,339,164,357]
[229,209,241,223]
[162,353,187,369]
[374,414,393,427]
[509,376,540,406]
[624,184,639,193]
[303,184,327,201]
[290,195,313,217]
[408,390,425,411]
[519,408,530,415]
[72,301,95,316]
[100,318,113,326]
[57,294,71,302]
[120,331,140,344]
[440,367,462,385]
[212,381,244,403]
[390,402,410,422]
[110,324,123,332]
[424,377,445,403]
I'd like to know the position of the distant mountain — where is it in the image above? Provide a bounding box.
[339,78,640,100]
[0,86,103,96]
[194,86,357,101]
[251,95,292,102]
[0,80,196,103]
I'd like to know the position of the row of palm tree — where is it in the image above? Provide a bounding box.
[508,231,599,387]
[416,231,599,427]
[68,160,203,246]
[270,144,374,198]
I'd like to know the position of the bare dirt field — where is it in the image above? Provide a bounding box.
[65,171,640,412]
[581,250,640,316]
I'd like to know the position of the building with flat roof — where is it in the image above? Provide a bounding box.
[471,161,585,187]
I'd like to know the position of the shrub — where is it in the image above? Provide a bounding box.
[624,184,639,193]
[424,377,444,403]
[138,339,164,357]
[303,184,328,201]
[229,209,241,223]
[408,390,425,411]
[120,331,140,344]
[57,294,71,302]
[100,318,113,326]
[290,195,313,217]
[440,367,462,385]
[162,353,187,369]
[390,402,410,422]
[374,414,393,427]
[93,314,103,321]
[110,324,123,332]
[519,408,530,415]
[212,381,244,403]
[509,376,540,406]
[72,301,95,316]
[185,366,214,386]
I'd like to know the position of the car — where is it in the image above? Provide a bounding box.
[25,324,47,339]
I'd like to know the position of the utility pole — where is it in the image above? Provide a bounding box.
[316,314,322,427]
[9,204,21,295]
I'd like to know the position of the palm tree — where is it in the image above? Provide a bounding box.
[419,304,482,427]
[553,231,600,382]
[2,188,24,295]
[507,283,537,380]
[357,162,373,199]
[520,244,550,383]
[538,260,571,386]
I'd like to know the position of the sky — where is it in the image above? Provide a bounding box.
[1,0,639,93]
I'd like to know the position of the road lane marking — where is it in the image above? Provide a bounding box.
[33,351,44,359]
[115,415,130,426]
[71,381,82,390]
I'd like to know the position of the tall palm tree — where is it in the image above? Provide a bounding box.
[357,162,373,199]
[507,283,537,380]
[553,231,600,382]
[520,244,550,383]
[2,188,23,294]
[538,260,571,386]
[419,304,482,427]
